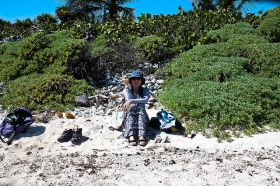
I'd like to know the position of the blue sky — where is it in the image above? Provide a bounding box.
[0,0,279,22]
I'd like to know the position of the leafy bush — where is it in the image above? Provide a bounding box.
[0,31,85,82]
[98,8,242,54]
[99,16,139,43]
[243,13,261,29]
[89,35,114,58]
[55,6,74,24]
[160,23,280,139]
[0,73,93,111]
[0,30,93,111]
[0,19,14,40]
[159,75,280,138]
[79,35,141,84]
[136,8,242,52]
[133,35,175,63]
[258,7,280,42]
[34,13,58,33]
[13,19,33,34]
[205,22,262,43]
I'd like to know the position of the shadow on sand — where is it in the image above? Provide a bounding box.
[14,125,46,140]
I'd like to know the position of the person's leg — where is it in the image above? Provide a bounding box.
[123,108,138,145]
[137,108,148,146]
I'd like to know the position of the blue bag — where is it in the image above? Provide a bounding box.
[156,109,177,131]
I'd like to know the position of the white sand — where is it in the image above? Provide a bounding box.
[0,108,279,186]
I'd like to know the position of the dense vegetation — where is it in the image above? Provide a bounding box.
[0,31,93,110]
[159,22,280,139]
[0,2,279,138]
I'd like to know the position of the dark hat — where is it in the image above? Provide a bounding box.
[129,71,145,85]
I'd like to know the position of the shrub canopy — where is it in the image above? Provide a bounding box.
[159,23,280,138]
[0,30,93,111]
[258,7,280,43]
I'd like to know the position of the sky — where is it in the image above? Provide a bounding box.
[0,0,279,23]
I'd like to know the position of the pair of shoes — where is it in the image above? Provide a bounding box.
[57,128,83,145]
[128,136,137,146]
[139,137,147,146]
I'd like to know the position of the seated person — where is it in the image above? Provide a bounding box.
[122,71,150,146]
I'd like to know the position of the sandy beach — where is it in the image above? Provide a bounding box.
[0,108,279,186]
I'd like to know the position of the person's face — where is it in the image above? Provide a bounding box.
[131,77,142,88]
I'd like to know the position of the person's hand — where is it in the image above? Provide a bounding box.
[122,100,131,112]
[122,75,129,87]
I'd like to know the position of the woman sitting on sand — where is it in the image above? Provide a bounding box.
[122,71,150,146]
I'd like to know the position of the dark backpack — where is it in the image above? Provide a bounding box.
[0,108,33,145]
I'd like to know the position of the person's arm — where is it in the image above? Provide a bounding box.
[122,88,132,112]
[129,88,150,104]
[122,75,129,88]
[122,88,132,102]
[122,88,150,112]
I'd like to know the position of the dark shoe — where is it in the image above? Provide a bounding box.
[57,129,73,142]
[71,128,82,145]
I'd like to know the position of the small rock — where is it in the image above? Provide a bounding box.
[154,136,162,143]
[86,168,94,174]
[144,159,151,166]
[38,172,45,177]
[169,160,176,164]
[162,135,170,143]
[156,80,164,84]
[148,96,157,103]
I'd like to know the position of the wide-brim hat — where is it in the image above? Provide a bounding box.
[129,71,145,85]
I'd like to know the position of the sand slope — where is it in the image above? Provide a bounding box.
[0,108,279,186]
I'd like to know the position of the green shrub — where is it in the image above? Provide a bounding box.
[0,19,14,40]
[243,43,280,77]
[204,22,263,43]
[0,73,93,111]
[0,57,29,82]
[159,75,280,138]
[85,36,141,82]
[89,35,115,58]
[160,23,280,139]
[258,7,280,42]
[0,30,92,111]
[0,30,85,82]
[133,35,175,63]
[243,13,261,29]
[34,13,58,33]
[55,6,74,24]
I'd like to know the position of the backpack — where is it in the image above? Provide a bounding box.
[149,109,182,132]
[0,108,33,145]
